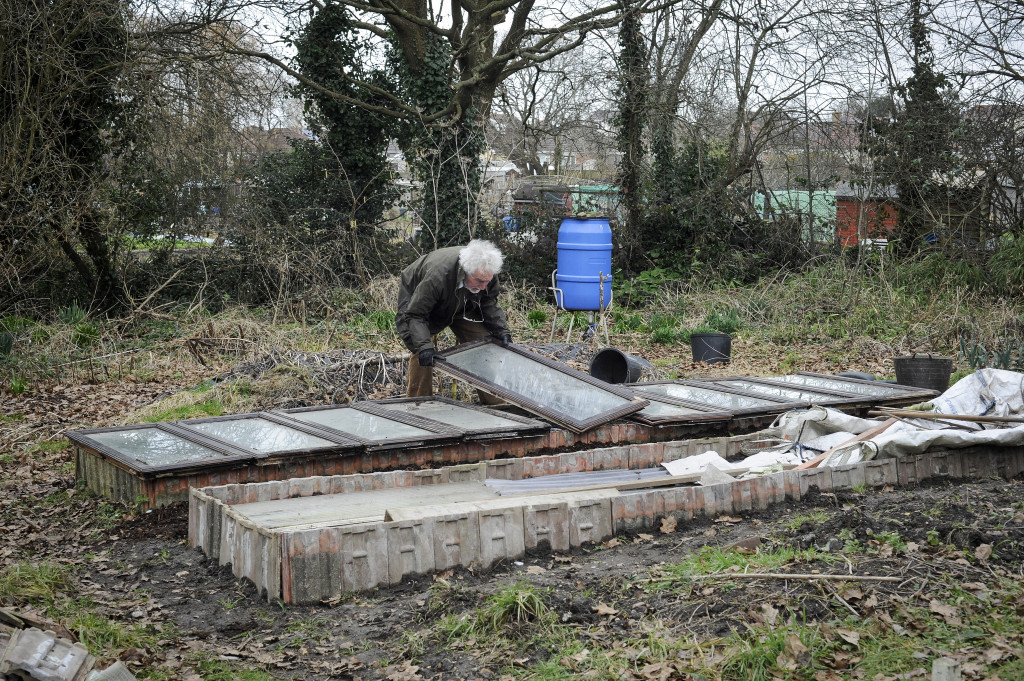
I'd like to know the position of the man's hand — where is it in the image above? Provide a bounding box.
[493,333,512,347]
[418,347,443,366]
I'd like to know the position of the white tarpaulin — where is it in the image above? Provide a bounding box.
[662,370,1024,478]
[818,369,1024,466]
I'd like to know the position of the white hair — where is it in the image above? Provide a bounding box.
[459,239,504,275]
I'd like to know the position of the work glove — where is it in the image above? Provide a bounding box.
[418,347,443,366]
[493,333,512,347]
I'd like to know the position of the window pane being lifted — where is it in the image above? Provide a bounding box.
[442,344,628,419]
[190,418,336,453]
[638,383,781,410]
[773,374,910,396]
[90,428,226,466]
[636,399,709,419]
[288,408,433,440]
[716,379,835,402]
[378,401,527,430]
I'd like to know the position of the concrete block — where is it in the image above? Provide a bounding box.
[627,444,659,471]
[989,448,1023,480]
[340,523,389,592]
[778,470,802,502]
[445,463,487,483]
[523,501,570,552]
[961,450,990,480]
[485,458,523,481]
[412,469,444,486]
[2,628,94,681]
[662,440,688,463]
[927,450,963,480]
[730,478,754,514]
[862,459,898,487]
[431,511,481,571]
[763,473,788,507]
[798,467,833,496]
[281,529,328,604]
[218,509,238,568]
[557,451,589,474]
[663,485,698,524]
[897,454,927,487]
[590,446,628,471]
[696,481,737,518]
[611,491,658,534]
[522,455,560,479]
[386,519,435,584]
[569,497,613,546]
[478,505,526,567]
[831,462,867,491]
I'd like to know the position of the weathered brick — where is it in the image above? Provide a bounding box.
[611,491,658,534]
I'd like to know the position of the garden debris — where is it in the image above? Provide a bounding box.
[0,625,139,681]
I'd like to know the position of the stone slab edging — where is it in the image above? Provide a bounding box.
[188,435,1024,604]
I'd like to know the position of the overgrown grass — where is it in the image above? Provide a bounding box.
[4,253,1024,396]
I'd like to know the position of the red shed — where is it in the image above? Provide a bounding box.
[835,181,898,247]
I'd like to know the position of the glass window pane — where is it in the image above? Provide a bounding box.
[773,374,909,396]
[716,379,834,402]
[190,418,337,452]
[90,428,226,466]
[638,383,782,410]
[288,408,433,440]
[442,344,631,419]
[379,401,527,430]
[636,399,709,419]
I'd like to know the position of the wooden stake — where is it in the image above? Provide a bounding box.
[870,409,1024,424]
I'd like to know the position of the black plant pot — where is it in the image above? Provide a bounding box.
[690,333,732,365]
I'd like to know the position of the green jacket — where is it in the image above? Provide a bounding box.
[396,246,510,353]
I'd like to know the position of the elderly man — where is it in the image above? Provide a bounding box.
[396,240,512,402]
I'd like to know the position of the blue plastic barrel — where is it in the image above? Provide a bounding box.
[555,217,613,310]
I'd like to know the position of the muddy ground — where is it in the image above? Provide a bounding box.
[5,461,1023,679]
[2,357,1023,680]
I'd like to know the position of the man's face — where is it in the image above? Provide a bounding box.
[465,271,493,293]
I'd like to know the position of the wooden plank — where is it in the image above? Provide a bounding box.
[796,418,898,470]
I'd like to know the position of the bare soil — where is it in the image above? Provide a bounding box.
[3,356,1023,680]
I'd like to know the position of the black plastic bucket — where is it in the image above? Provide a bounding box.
[589,348,651,384]
[893,354,953,393]
[690,333,732,364]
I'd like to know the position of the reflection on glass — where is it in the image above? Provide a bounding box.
[288,408,432,440]
[773,374,908,396]
[190,418,336,452]
[443,345,632,420]
[717,379,833,402]
[379,401,526,430]
[636,399,708,419]
[90,428,225,466]
[637,383,781,409]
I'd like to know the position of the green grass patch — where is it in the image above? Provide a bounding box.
[781,510,830,532]
[645,545,837,591]
[143,399,225,422]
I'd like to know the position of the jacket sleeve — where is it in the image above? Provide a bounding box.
[397,278,441,353]
[480,277,511,338]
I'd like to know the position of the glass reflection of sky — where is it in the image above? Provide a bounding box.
[379,401,526,430]
[772,374,908,396]
[90,428,225,466]
[636,399,708,419]
[287,408,432,440]
[716,379,832,402]
[189,418,336,452]
[443,345,631,420]
[637,383,781,409]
